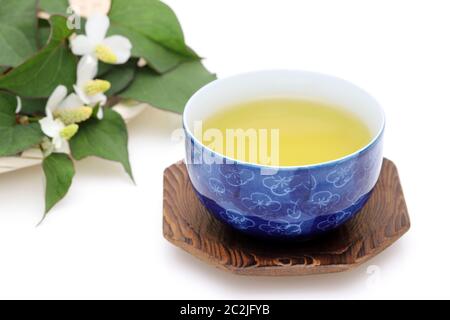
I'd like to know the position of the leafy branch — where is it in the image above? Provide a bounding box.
[0,0,216,220]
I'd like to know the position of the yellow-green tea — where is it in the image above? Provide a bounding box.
[201,98,372,166]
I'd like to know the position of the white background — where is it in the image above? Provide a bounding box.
[0,0,449,299]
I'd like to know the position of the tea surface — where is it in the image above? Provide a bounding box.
[201,98,372,166]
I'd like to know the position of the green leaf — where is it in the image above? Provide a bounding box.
[21,97,47,115]
[70,108,133,180]
[108,25,188,74]
[98,62,114,77]
[37,19,51,49]
[43,153,75,214]
[103,61,136,97]
[120,61,216,113]
[109,0,197,73]
[0,0,38,66]
[0,92,44,157]
[39,0,69,14]
[0,0,37,40]
[110,0,192,55]
[0,66,10,74]
[0,25,35,67]
[0,15,76,98]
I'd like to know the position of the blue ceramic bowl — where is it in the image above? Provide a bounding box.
[183,70,385,239]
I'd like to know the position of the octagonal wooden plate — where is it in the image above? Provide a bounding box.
[163,159,410,276]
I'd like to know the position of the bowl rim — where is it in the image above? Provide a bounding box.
[183,69,385,170]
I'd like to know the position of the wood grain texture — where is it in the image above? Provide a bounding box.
[163,159,410,276]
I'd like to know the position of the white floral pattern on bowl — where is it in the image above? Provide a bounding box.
[185,134,383,239]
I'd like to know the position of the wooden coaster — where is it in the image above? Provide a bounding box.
[163,159,410,276]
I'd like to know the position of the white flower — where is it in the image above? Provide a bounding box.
[39,116,75,154]
[70,14,132,65]
[42,86,68,119]
[15,96,22,114]
[45,84,93,125]
[73,55,111,119]
[39,86,81,154]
